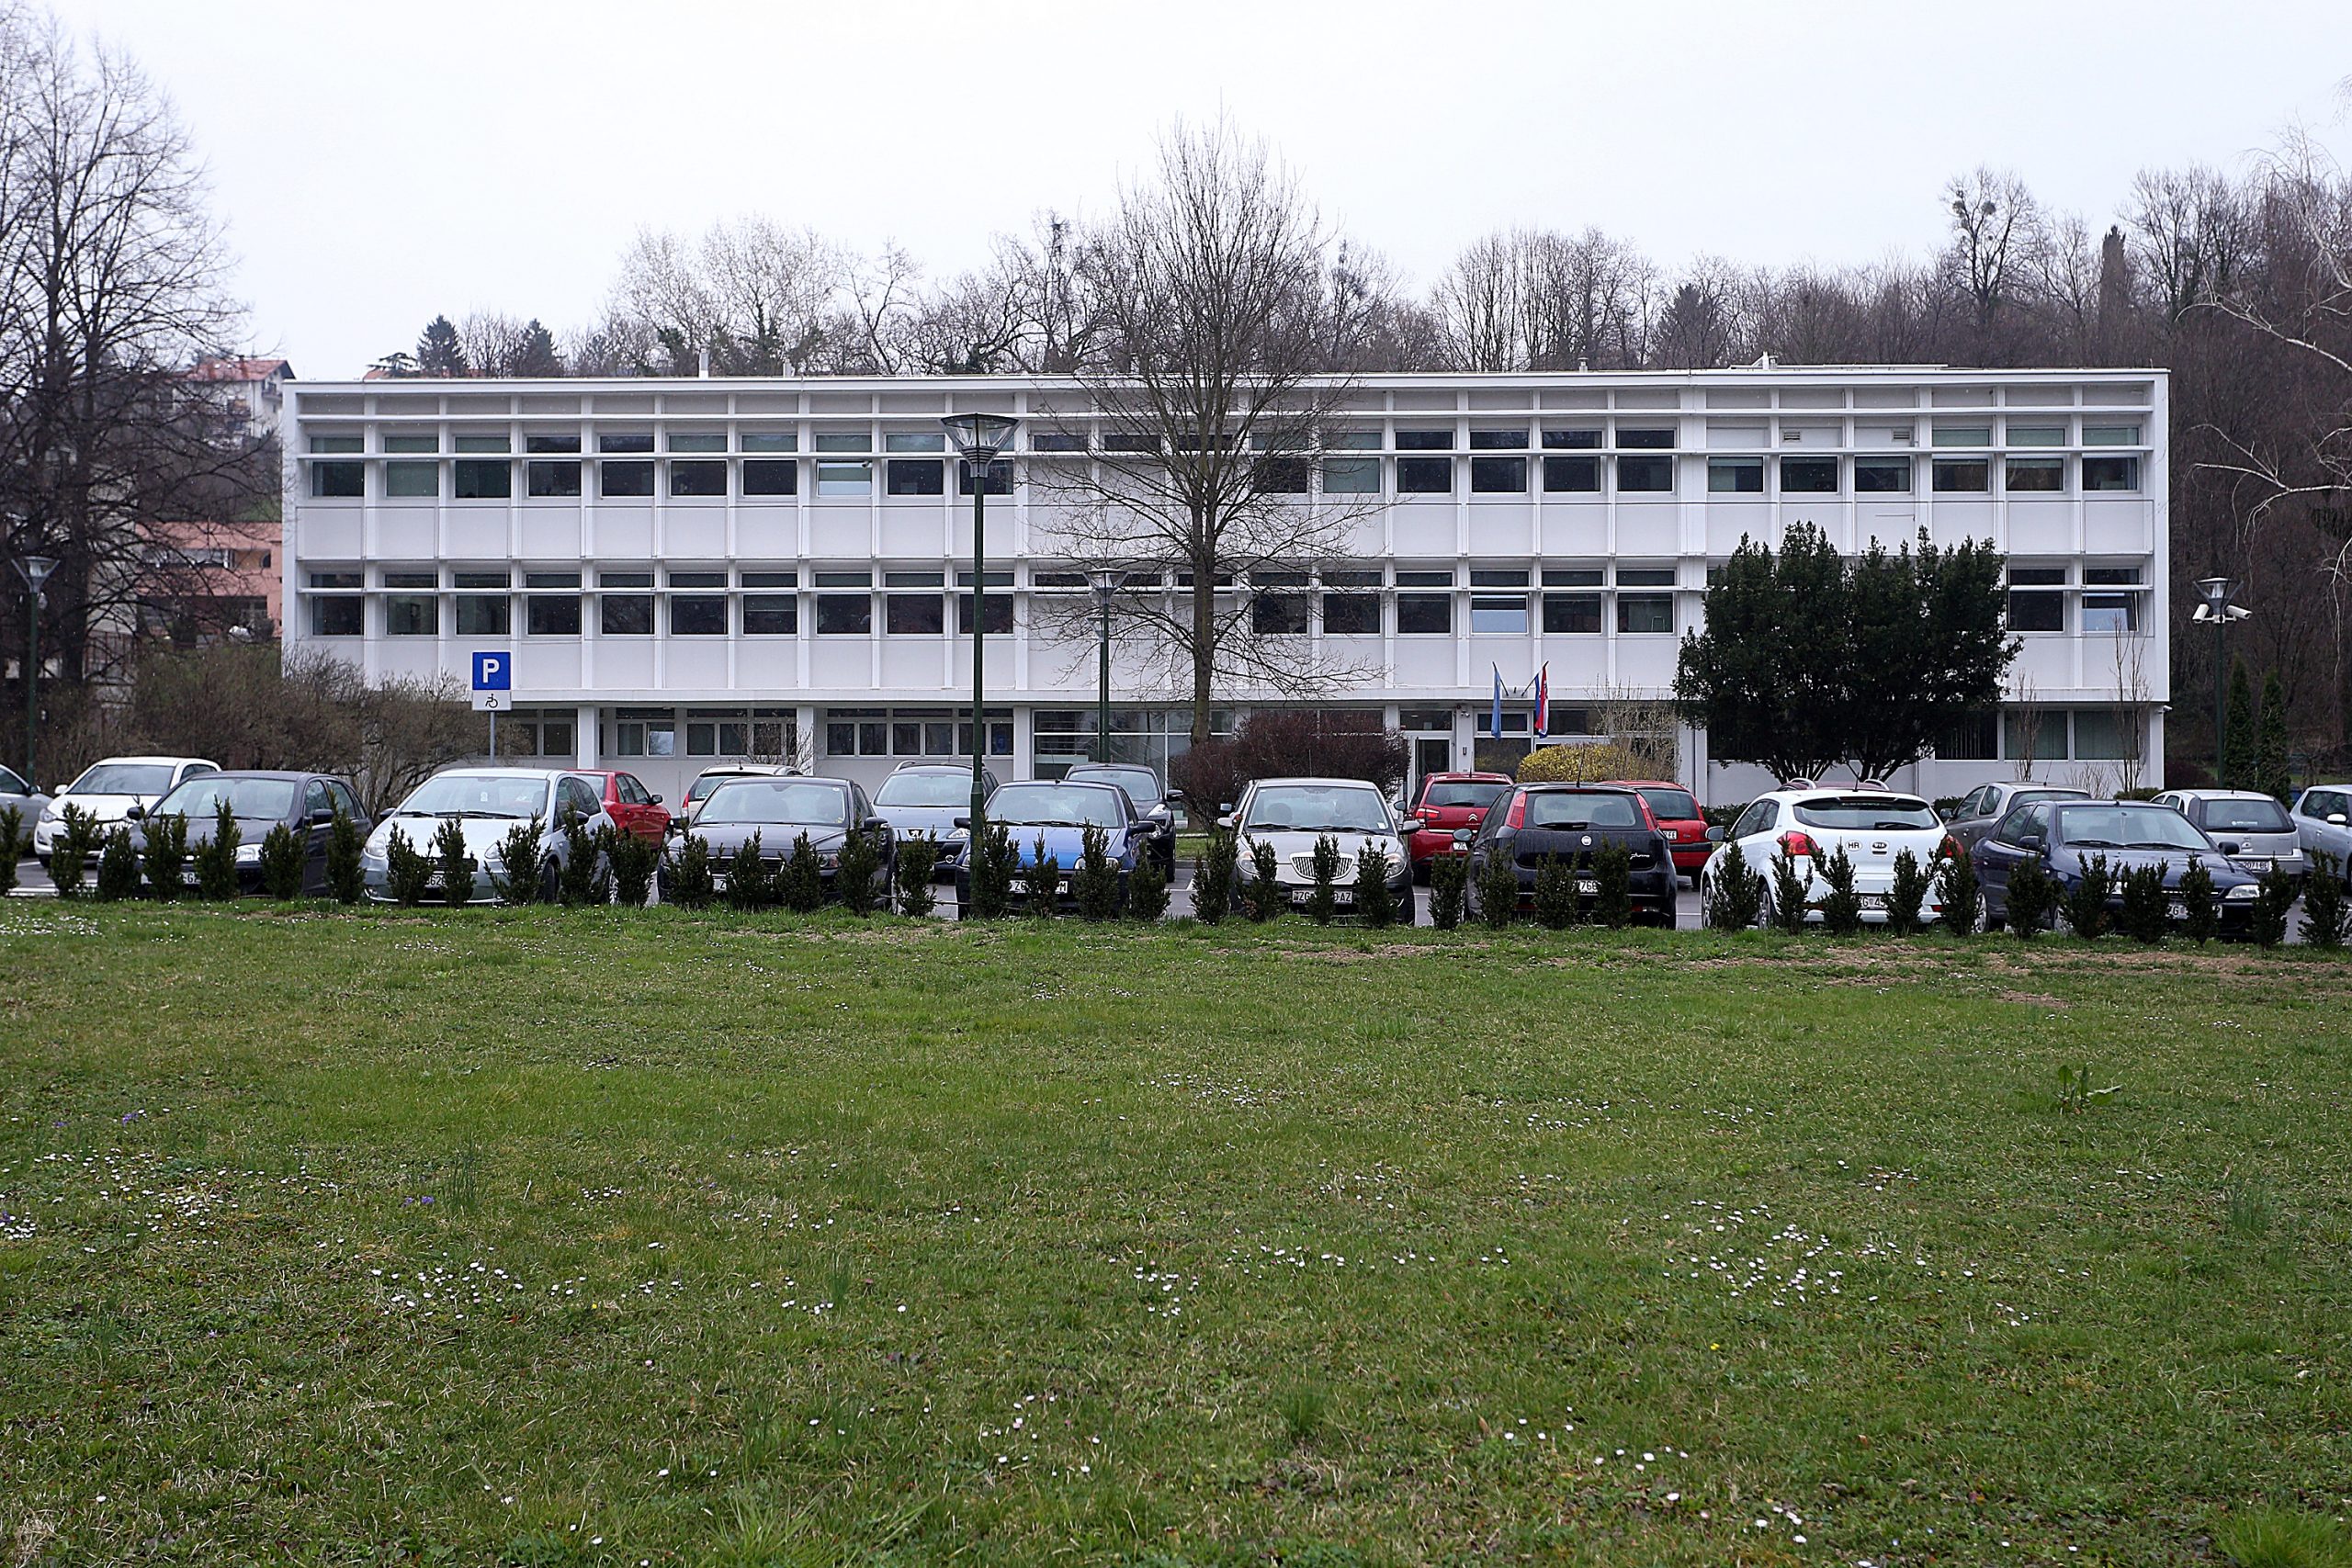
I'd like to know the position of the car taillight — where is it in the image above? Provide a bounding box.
[1504,793,1528,829]
[1779,829,1820,859]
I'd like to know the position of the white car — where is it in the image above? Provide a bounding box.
[2148,788,2307,884]
[362,768,616,902]
[33,755,220,866]
[2291,784,2352,888]
[1219,776,1419,919]
[1699,783,1960,926]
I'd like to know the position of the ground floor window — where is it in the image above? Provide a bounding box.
[684,708,797,760]
[1031,708,1235,779]
[492,708,576,760]
[824,706,1010,759]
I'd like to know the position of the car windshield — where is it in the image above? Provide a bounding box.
[1422,780,1509,809]
[2056,805,2211,852]
[989,784,1125,828]
[1069,767,1160,804]
[1635,786,1699,821]
[2202,797,2292,834]
[396,773,548,818]
[876,773,972,807]
[699,781,848,827]
[687,773,758,803]
[155,777,300,820]
[72,763,175,795]
[1243,785,1390,834]
[1792,795,1939,830]
[1525,792,1642,829]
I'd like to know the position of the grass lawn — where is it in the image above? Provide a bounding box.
[4,902,2350,1566]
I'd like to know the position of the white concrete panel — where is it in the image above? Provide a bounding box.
[518,511,583,560]
[808,504,874,558]
[2013,637,2077,693]
[808,639,870,690]
[298,512,365,560]
[2006,500,2075,556]
[734,641,799,692]
[2084,500,2151,555]
[880,640,946,691]
[1613,503,1679,557]
[1613,639,1679,689]
[377,511,436,560]
[375,641,447,682]
[734,506,797,560]
[664,511,726,561]
[1389,499,1456,558]
[593,509,655,559]
[1466,505,1533,558]
[514,643,581,691]
[878,509,946,559]
[1539,505,1609,558]
[596,640,657,690]
[665,640,729,691]
[1704,502,1773,555]
[445,510,511,560]
[1925,502,1996,548]
[1392,639,1455,686]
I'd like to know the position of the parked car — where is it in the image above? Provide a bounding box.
[1401,772,1512,882]
[1461,784,1678,925]
[680,763,797,826]
[1699,784,1960,928]
[1218,777,1419,921]
[875,761,1000,878]
[1063,761,1180,876]
[667,776,892,899]
[1604,778,1709,886]
[124,771,369,896]
[1940,780,2092,850]
[0,762,48,851]
[579,769,671,842]
[362,768,612,903]
[954,778,1148,915]
[2290,784,2352,887]
[1971,797,2262,932]
[33,755,219,867]
[2149,787,2307,884]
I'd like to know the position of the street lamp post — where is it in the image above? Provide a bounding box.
[12,550,59,789]
[2193,575,2244,784]
[1087,569,1119,764]
[942,413,1018,831]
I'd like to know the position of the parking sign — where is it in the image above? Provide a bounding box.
[471,651,510,692]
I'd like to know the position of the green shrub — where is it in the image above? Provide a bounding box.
[967,822,1016,919]
[325,804,364,904]
[2005,855,2057,938]
[1353,840,1395,928]
[607,827,659,908]
[1476,843,1519,927]
[1072,826,1122,920]
[1818,845,1862,935]
[51,803,99,897]
[775,832,822,912]
[489,822,544,904]
[0,804,19,894]
[2177,855,2218,944]
[2251,863,2294,948]
[836,828,881,916]
[2300,852,2347,949]
[558,816,605,906]
[1428,851,1467,930]
[1305,834,1341,925]
[1533,852,1577,929]
[1885,848,1930,935]
[1706,840,1762,930]
[192,801,242,901]
[1244,839,1283,922]
[666,833,716,909]
[1127,847,1169,921]
[383,825,433,907]
[1190,830,1237,924]
[893,832,939,917]
[141,811,188,901]
[1024,834,1062,919]
[2117,863,2169,944]
[1593,842,1634,930]
[1768,843,1809,933]
[716,832,767,911]
[96,826,141,901]
[257,823,306,900]
[1935,848,1979,935]
[2061,852,2113,940]
[432,817,475,908]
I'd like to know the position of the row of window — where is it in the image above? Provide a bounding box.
[2007,564,2145,634]
[307,455,1014,502]
[304,564,1688,592]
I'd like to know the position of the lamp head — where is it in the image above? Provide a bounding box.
[941,413,1017,464]
[13,555,58,593]
[2194,575,2234,609]
[1087,568,1122,601]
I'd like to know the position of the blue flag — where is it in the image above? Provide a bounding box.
[1490,664,1504,739]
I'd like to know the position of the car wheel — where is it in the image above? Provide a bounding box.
[1394,886,1416,925]
[1413,859,1430,886]
[1754,888,1775,930]
[538,861,560,904]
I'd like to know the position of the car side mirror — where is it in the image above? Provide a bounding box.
[865,817,888,833]
[2219,840,2243,855]
[311,807,334,824]
[124,804,145,820]
[1216,814,1238,830]
[953,814,971,829]
[2018,832,2045,852]
[1164,791,1184,807]
[650,794,663,806]
[1937,806,1957,821]
[1398,817,1424,834]
[2332,813,2349,827]
[1704,825,1725,842]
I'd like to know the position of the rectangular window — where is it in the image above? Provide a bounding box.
[956,594,1013,635]
[1469,569,1529,588]
[1321,592,1379,634]
[1468,429,1528,449]
[1616,455,1675,492]
[1543,429,1603,449]
[1707,457,1764,493]
[1395,430,1453,450]
[669,432,726,453]
[454,459,510,499]
[886,593,944,635]
[1617,427,1675,449]
[2080,592,2139,635]
[383,570,436,589]
[672,595,727,635]
[385,594,438,636]
[1394,569,1453,587]
[814,570,871,588]
[1542,567,1604,587]
[525,570,582,589]
[814,431,870,454]
[1470,594,1528,634]
[310,434,363,454]
[1854,457,1913,493]
[2007,590,2064,633]
[1931,425,1993,446]
[1617,567,1676,586]
[1321,457,1380,493]
[311,462,363,498]
[2082,456,2139,491]
[1544,593,1602,633]
[384,434,438,455]
[1543,456,1600,492]
[600,461,654,497]
[310,597,363,636]
[2086,565,2143,585]
[527,460,582,497]
[309,570,363,590]
[1616,593,1674,633]
[742,596,797,635]
[1397,456,1453,493]
[2083,424,2142,446]
[385,461,438,498]
[2072,708,2135,760]
[598,434,654,454]
[885,432,944,452]
[1932,459,1991,492]
[526,595,582,636]
[743,459,797,496]
[1780,456,1838,492]
[526,434,582,454]
[455,595,509,636]
[1470,456,1527,493]
[816,461,871,497]
[741,432,796,453]
[887,459,944,495]
[1396,592,1453,634]
[2007,424,2064,446]
[1255,456,1311,494]
[1030,431,1087,452]
[1936,711,1999,761]
[817,594,871,635]
[956,459,1012,495]
[600,595,653,636]
[670,459,727,497]
[455,434,509,454]
[669,570,727,589]
[2006,457,2064,492]
[1250,594,1308,635]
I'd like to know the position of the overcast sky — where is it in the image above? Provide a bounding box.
[53,0,2352,378]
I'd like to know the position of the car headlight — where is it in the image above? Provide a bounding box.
[817,850,841,868]
[2225,884,2259,899]
[235,843,261,863]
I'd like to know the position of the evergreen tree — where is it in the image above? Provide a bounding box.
[2256,669,2291,803]
[513,319,564,377]
[416,315,468,377]
[2222,659,2256,790]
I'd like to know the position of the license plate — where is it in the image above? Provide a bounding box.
[2166,899,2187,920]
[1859,894,1887,909]
[1290,886,1355,905]
[1575,878,1599,894]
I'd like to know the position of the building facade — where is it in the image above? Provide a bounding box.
[280,367,2167,805]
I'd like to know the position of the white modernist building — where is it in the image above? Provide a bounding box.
[280,367,2167,805]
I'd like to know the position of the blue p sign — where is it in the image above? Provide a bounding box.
[471,651,510,691]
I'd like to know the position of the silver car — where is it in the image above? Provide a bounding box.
[1220,777,1419,919]
[362,768,614,902]
[2151,788,2308,883]
[2290,784,2352,887]
[1941,780,2090,850]
[0,762,47,852]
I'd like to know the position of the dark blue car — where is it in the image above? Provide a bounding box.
[953,780,1146,912]
[1972,797,2264,933]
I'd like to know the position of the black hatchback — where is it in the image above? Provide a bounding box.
[128,771,371,896]
[1461,784,1679,926]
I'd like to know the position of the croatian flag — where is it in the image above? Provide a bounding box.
[1532,664,1549,738]
[1489,663,1504,739]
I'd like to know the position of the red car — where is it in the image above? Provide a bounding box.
[580,770,671,842]
[1604,779,1708,885]
[1405,771,1515,881]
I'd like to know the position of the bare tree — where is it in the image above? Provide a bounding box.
[1941,166,2045,363]
[601,217,844,375]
